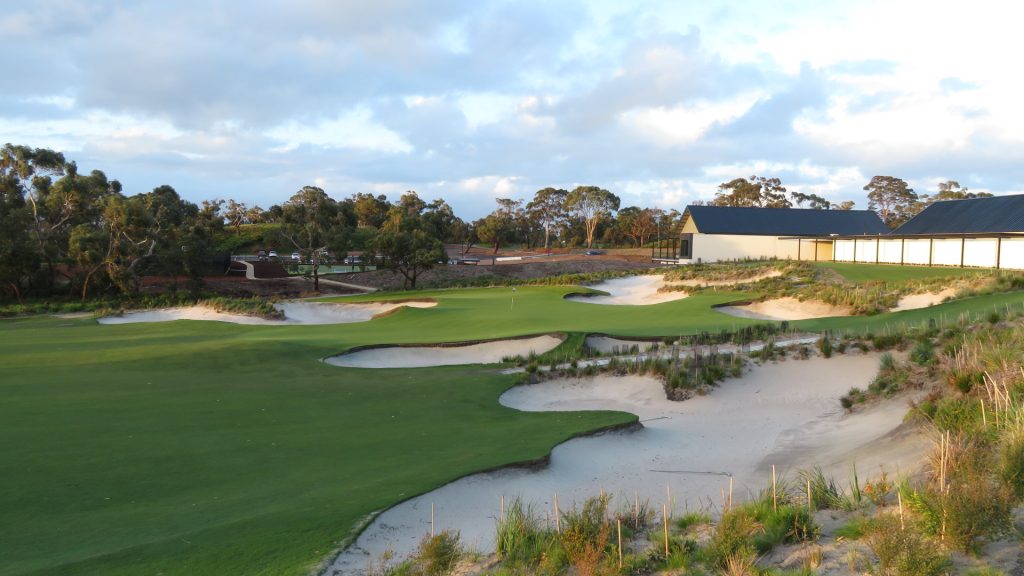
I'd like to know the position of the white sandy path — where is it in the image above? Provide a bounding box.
[323,335,563,369]
[717,297,853,321]
[892,288,958,312]
[565,275,687,305]
[327,354,926,575]
[96,301,436,325]
[673,269,783,287]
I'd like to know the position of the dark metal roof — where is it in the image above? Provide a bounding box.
[683,205,889,236]
[895,195,1024,234]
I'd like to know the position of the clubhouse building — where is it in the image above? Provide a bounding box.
[664,195,1024,270]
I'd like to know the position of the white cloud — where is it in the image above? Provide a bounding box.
[266,108,412,153]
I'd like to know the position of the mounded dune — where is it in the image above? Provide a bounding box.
[892,288,957,312]
[716,297,853,320]
[330,354,926,573]
[323,334,563,368]
[565,275,687,305]
[96,300,436,325]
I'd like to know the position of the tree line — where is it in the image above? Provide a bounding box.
[1,143,987,299]
[706,174,989,228]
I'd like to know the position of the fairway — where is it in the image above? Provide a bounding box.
[3,282,1024,575]
[815,261,992,282]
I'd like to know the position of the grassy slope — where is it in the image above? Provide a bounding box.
[2,270,1022,575]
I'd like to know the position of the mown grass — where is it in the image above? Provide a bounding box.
[2,275,1023,575]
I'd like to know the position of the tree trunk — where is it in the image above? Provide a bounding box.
[6,280,22,304]
[313,262,319,291]
[543,223,550,250]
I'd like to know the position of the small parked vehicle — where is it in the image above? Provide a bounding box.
[343,255,362,265]
[268,250,278,258]
[584,249,606,256]
[291,252,301,261]
[256,250,268,261]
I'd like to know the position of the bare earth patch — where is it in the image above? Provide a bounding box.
[323,335,563,368]
[565,275,688,305]
[717,297,853,320]
[97,301,436,325]
[328,354,926,574]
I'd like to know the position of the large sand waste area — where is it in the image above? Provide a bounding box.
[716,297,853,321]
[323,335,563,369]
[328,353,927,575]
[565,275,687,305]
[97,301,436,325]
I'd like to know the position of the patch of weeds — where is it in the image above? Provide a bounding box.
[865,515,950,576]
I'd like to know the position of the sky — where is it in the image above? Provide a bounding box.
[3,0,1023,219]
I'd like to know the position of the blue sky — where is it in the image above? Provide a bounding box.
[2,0,1022,218]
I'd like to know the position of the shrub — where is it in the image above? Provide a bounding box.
[910,340,935,366]
[495,499,552,567]
[999,427,1024,500]
[701,508,762,571]
[801,467,844,509]
[817,336,833,358]
[865,515,950,576]
[412,531,462,576]
[559,496,611,576]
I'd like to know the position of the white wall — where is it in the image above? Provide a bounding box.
[855,239,878,263]
[903,239,931,265]
[1000,239,1024,270]
[932,239,962,266]
[878,239,903,264]
[689,233,801,263]
[963,239,998,268]
[834,239,855,261]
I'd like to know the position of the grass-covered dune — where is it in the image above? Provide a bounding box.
[2,264,1022,575]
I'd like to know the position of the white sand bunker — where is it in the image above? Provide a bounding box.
[324,335,562,369]
[892,288,957,312]
[329,354,926,573]
[584,335,660,354]
[717,297,852,321]
[97,301,436,325]
[566,275,687,305]
[674,269,783,287]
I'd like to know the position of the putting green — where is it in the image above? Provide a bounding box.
[2,282,1023,575]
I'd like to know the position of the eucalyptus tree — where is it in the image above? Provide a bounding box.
[279,186,349,291]
[864,176,918,228]
[564,185,620,248]
[526,187,567,249]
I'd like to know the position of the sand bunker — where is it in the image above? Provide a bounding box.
[892,288,957,312]
[717,297,852,321]
[324,335,563,369]
[329,354,927,573]
[673,269,783,287]
[97,301,436,325]
[566,275,687,305]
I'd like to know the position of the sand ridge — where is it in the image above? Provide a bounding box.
[565,275,688,305]
[323,334,564,368]
[328,354,926,574]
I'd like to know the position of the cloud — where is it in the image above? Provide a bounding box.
[3,0,1024,219]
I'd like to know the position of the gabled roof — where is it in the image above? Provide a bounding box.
[895,195,1024,235]
[683,205,889,236]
